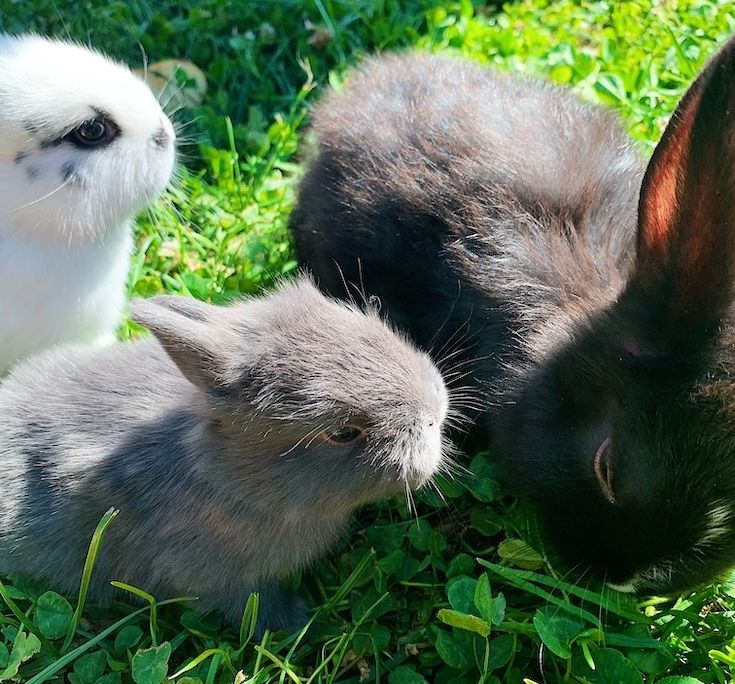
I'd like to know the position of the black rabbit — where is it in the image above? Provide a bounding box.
[292,39,735,593]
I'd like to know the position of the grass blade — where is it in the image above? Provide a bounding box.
[110,581,160,646]
[0,579,56,656]
[479,560,649,624]
[61,508,118,653]
[27,597,194,684]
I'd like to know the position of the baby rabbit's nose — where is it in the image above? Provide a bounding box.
[151,125,172,149]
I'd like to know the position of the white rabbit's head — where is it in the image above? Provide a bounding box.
[0,34,175,244]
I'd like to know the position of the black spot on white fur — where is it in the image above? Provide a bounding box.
[26,164,40,181]
[14,151,29,164]
[60,161,85,189]
[39,137,62,150]
[61,162,76,182]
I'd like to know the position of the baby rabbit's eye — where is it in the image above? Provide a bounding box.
[324,425,365,446]
[66,118,119,148]
[593,436,616,504]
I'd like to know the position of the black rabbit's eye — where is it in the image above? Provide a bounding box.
[66,118,119,148]
[325,425,365,446]
[593,437,616,504]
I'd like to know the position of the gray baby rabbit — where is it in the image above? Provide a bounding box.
[292,39,735,594]
[0,278,448,631]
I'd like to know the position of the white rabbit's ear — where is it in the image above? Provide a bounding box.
[630,35,735,337]
[131,296,238,391]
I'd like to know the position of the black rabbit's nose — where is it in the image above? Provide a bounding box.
[151,126,171,149]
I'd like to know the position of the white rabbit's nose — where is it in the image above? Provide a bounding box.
[151,125,173,150]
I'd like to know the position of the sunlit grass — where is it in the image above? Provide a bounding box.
[1,1,735,682]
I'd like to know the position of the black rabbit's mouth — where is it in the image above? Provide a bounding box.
[593,436,615,504]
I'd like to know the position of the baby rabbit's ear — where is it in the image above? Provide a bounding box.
[131,296,237,391]
[628,35,735,346]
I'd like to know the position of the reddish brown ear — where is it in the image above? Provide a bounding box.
[633,35,735,327]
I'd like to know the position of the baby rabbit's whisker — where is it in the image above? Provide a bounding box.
[432,318,484,366]
[427,284,467,350]
[9,177,72,214]
[173,116,204,132]
[437,456,469,480]
[434,342,485,370]
[404,481,417,520]
[428,479,448,505]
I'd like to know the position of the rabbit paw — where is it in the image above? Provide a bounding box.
[254,586,309,636]
[226,584,309,637]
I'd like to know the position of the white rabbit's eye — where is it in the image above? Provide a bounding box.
[67,118,119,148]
[324,425,365,446]
[593,437,616,504]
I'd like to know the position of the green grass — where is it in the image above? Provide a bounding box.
[2,0,735,682]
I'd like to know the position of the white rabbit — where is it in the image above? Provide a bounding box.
[0,35,175,374]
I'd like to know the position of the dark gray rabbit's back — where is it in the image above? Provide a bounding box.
[293,53,644,377]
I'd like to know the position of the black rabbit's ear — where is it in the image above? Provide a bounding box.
[131,296,238,391]
[630,35,735,337]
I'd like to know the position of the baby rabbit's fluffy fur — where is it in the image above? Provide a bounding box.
[0,279,448,632]
[293,40,735,594]
[0,35,175,374]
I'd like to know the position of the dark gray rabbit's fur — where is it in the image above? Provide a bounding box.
[0,278,448,631]
[293,52,642,418]
[292,43,735,593]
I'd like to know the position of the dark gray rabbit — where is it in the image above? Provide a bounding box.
[0,278,448,631]
[292,39,735,594]
[293,51,641,420]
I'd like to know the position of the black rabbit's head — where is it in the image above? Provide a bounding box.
[496,35,735,593]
